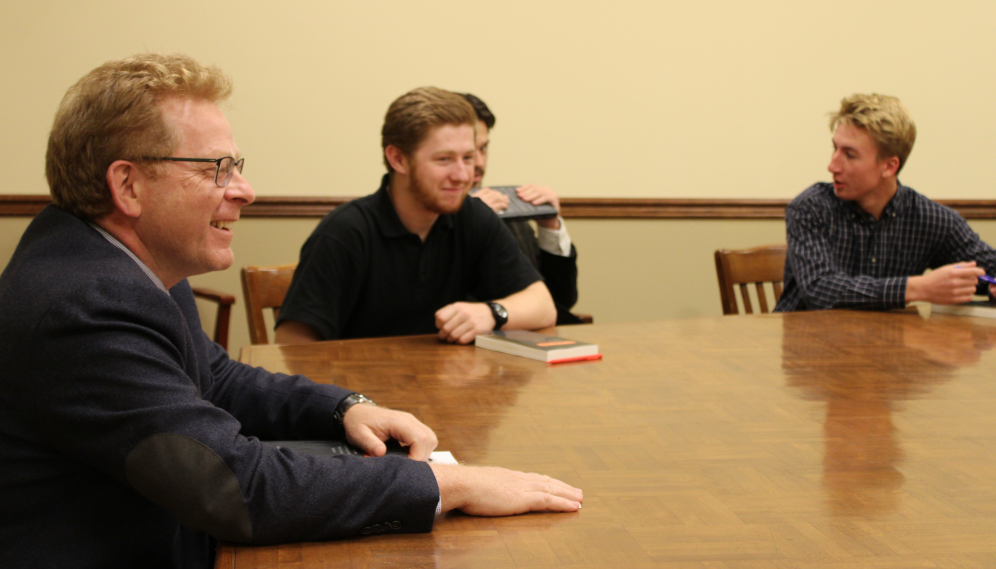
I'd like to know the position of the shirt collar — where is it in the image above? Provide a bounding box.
[840,180,911,223]
[886,181,911,216]
[88,222,168,293]
[371,173,455,239]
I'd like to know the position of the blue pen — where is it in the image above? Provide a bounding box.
[979,275,996,285]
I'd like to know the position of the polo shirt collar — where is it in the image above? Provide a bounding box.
[371,173,456,239]
[841,180,911,223]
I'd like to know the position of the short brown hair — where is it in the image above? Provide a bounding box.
[381,87,476,171]
[829,94,916,173]
[46,53,232,220]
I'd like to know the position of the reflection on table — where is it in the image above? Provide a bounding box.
[221,310,996,568]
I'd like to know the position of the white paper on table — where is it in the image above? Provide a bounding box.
[428,451,457,464]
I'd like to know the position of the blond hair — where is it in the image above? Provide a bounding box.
[829,94,916,173]
[46,53,232,220]
[381,87,476,171]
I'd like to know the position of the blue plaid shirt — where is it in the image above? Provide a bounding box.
[775,182,996,312]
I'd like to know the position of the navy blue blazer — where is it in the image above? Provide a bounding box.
[0,206,438,569]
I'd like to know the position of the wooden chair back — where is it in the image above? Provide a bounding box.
[241,264,298,344]
[191,287,236,351]
[714,245,787,315]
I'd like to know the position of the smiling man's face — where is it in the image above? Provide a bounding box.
[404,123,476,215]
[137,97,255,283]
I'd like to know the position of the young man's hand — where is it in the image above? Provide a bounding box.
[906,261,985,304]
[470,188,510,213]
[516,185,561,229]
[435,302,495,344]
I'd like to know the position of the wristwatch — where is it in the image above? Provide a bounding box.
[333,393,376,425]
[487,302,508,330]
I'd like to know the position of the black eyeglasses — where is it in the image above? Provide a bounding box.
[145,156,245,188]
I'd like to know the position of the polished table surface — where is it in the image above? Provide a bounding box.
[218,310,996,568]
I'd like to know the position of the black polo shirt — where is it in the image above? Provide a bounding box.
[278,174,542,340]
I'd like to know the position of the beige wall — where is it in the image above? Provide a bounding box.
[2,1,996,201]
[4,1,996,353]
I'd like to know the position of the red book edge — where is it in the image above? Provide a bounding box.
[547,353,603,365]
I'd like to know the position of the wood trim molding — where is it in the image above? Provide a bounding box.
[0,195,51,216]
[5,194,996,220]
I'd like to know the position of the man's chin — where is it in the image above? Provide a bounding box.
[207,250,235,274]
[430,194,466,215]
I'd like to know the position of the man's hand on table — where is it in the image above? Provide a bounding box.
[343,403,438,461]
[430,463,583,516]
[906,261,985,304]
[435,302,495,344]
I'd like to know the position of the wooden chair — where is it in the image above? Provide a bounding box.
[191,287,236,351]
[241,264,298,345]
[714,244,787,315]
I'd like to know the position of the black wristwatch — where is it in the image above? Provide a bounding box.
[487,302,508,330]
[333,393,376,425]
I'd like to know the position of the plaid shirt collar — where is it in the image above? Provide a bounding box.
[840,181,911,224]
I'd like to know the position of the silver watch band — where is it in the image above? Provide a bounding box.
[333,393,376,425]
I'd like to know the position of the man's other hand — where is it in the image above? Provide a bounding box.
[342,403,438,461]
[470,188,510,213]
[516,185,561,230]
[435,302,495,344]
[430,464,582,516]
[906,261,985,305]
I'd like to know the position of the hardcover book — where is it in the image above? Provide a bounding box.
[474,330,601,363]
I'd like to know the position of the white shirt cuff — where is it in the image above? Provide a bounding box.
[536,217,572,257]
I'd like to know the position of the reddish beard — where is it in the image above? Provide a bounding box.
[409,161,468,215]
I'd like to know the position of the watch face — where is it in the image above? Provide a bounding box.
[495,305,508,319]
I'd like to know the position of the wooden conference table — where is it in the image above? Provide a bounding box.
[218,310,996,568]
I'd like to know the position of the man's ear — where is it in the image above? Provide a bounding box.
[880,155,901,179]
[106,160,144,218]
[384,145,409,175]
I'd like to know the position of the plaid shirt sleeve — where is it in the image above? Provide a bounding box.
[785,201,909,310]
[931,207,996,295]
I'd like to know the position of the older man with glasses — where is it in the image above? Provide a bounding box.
[0,54,582,569]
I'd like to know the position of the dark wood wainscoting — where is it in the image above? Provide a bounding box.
[5,194,996,220]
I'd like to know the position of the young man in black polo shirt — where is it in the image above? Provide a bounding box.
[276,87,556,344]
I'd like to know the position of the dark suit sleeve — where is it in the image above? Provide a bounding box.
[190,288,348,442]
[18,280,438,545]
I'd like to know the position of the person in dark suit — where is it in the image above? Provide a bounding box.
[462,93,582,325]
[0,53,582,569]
